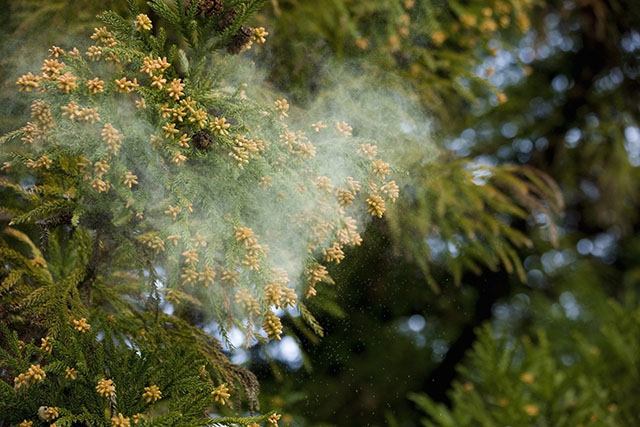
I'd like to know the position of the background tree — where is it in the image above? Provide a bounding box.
[247,0,640,425]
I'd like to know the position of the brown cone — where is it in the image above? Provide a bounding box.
[227,26,253,54]
[185,0,223,17]
[192,129,214,149]
[199,0,224,16]
[215,8,238,31]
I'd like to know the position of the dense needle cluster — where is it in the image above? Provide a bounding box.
[7,3,398,358]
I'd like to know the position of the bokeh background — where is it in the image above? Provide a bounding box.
[2,0,640,425]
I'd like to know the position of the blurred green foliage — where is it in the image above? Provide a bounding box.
[251,0,640,425]
[0,0,128,131]
[257,0,534,120]
[411,268,640,425]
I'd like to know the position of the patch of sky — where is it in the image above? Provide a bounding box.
[624,125,640,166]
[564,127,582,148]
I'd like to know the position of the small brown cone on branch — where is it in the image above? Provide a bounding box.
[216,9,238,31]
[198,0,223,16]
[227,26,253,54]
[192,129,214,150]
[185,0,223,17]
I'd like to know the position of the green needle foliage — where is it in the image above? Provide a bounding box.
[410,295,640,426]
[0,191,265,424]
[259,0,534,119]
[4,0,635,426]
[291,68,564,294]
[0,0,128,131]
[389,158,563,292]
[257,0,566,293]
[1,0,401,424]
[0,321,242,426]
